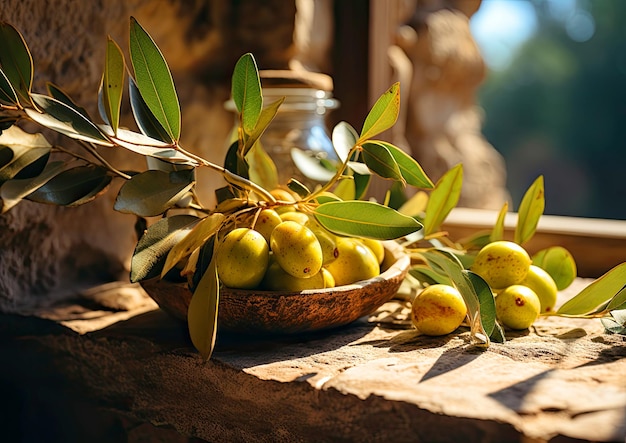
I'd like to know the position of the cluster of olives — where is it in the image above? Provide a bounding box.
[411,240,559,336]
[214,204,386,292]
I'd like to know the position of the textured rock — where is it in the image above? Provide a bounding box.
[1,278,624,442]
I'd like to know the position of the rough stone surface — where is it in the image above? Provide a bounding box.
[1,279,624,442]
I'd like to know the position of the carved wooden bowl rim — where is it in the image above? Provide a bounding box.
[141,240,410,335]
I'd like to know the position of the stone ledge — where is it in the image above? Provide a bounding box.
[0,279,625,442]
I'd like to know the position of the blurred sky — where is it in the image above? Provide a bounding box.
[470,0,594,71]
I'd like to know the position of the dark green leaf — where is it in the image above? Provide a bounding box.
[131,214,199,282]
[25,94,112,146]
[188,259,220,360]
[557,262,626,316]
[231,53,262,134]
[286,178,310,198]
[361,141,404,182]
[46,83,91,120]
[332,121,358,162]
[515,175,544,245]
[26,165,111,206]
[103,37,125,134]
[114,169,195,216]
[128,75,173,143]
[353,170,370,200]
[532,246,577,291]
[1,161,65,212]
[0,22,32,105]
[224,140,249,179]
[359,82,400,142]
[314,200,422,240]
[107,127,196,165]
[423,164,463,236]
[0,68,18,105]
[129,17,180,142]
[465,270,496,337]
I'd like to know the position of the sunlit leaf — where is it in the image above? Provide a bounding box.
[26,165,111,206]
[131,214,199,282]
[129,17,180,141]
[361,141,404,182]
[161,213,225,278]
[128,75,173,143]
[246,142,278,191]
[490,202,508,242]
[375,141,434,188]
[314,200,422,240]
[332,176,355,200]
[243,97,284,154]
[420,248,489,344]
[359,82,400,142]
[347,160,371,176]
[332,121,358,162]
[398,190,428,216]
[0,68,18,105]
[0,126,51,184]
[231,53,262,134]
[291,147,335,182]
[0,22,33,105]
[465,270,497,338]
[114,169,194,216]
[532,246,577,291]
[606,286,626,312]
[25,94,113,146]
[188,259,220,360]
[313,192,341,204]
[0,161,65,212]
[103,36,125,134]
[102,126,196,165]
[515,175,544,245]
[422,164,463,236]
[557,262,626,316]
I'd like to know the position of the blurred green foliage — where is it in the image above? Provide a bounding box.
[478,0,626,220]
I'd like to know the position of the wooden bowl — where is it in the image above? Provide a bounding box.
[140,241,410,334]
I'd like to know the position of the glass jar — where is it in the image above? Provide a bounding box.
[226,87,339,189]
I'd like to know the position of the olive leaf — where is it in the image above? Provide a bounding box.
[359,82,400,143]
[314,200,422,240]
[353,170,371,200]
[465,270,499,340]
[0,126,51,184]
[188,259,220,361]
[26,165,111,206]
[490,202,508,242]
[0,22,33,106]
[231,53,262,134]
[332,121,358,162]
[114,169,195,217]
[129,17,180,142]
[246,142,278,191]
[361,141,404,183]
[557,262,626,317]
[602,309,626,334]
[409,264,453,286]
[0,68,18,105]
[130,214,199,282]
[422,163,463,236]
[286,178,310,198]
[291,147,335,183]
[0,160,65,212]
[515,175,544,245]
[25,94,113,146]
[243,97,284,155]
[532,246,577,291]
[102,36,125,134]
[331,177,355,201]
[128,75,173,143]
[373,141,434,189]
[161,213,225,278]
